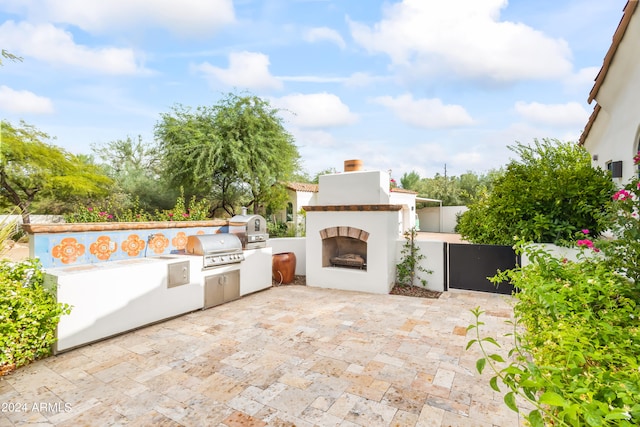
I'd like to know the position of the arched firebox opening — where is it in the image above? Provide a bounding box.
[320,226,369,270]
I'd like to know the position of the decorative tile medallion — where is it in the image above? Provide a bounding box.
[89,235,117,261]
[172,231,188,250]
[52,237,85,264]
[149,233,169,254]
[121,234,146,257]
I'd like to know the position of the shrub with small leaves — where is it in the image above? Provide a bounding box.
[0,259,71,375]
[467,241,640,426]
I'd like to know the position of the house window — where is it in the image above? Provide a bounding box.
[286,202,293,222]
[607,160,623,178]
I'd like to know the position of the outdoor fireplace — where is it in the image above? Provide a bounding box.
[304,162,403,294]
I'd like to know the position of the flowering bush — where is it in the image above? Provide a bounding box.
[468,160,640,425]
[468,241,640,426]
[597,155,640,286]
[65,192,210,223]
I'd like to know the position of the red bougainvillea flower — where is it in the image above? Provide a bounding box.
[581,229,589,235]
[634,151,640,164]
[613,189,632,201]
[576,239,594,249]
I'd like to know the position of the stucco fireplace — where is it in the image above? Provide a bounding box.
[303,162,402,294]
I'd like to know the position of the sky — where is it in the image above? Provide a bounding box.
[0,0,627,182]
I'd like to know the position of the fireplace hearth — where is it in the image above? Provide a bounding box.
[321,226,368,270]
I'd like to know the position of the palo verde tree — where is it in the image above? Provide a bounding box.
[155,92,300,216]
[0,120,112,224]
[457,138,615,245]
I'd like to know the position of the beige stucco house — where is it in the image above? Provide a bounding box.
[580,0,640,185]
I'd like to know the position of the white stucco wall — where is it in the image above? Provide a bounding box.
[318,170,391,205]
[417,206,468,233]
[583,9,640,185]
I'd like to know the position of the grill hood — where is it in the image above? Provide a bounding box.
[186,234,243,256]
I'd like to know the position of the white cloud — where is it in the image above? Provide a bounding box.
[564,66,600,94]
[372,93,474,128]
[514,101,589,127]
[344,72,390,88]
[349,0,572,82]
[0,21,147,75]
[3,0,235,37]
[304,27,346,49]
[272,93,358,128]
[196,51,283,91]
[0,86,54,114]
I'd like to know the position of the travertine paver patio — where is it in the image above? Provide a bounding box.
[0,285,524,426]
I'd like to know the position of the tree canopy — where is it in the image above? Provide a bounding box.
[0,120,112,223]
[155,92,300,216]
[92,136,176,211]
[456,138,616,244]
[399,169,499,206]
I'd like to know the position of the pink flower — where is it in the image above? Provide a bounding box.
[87,207,93,212]
[576,239,594,249]
[99,211,107,216]
[182,213,189,218]
[168,213,174,217]
[634,151,640,165]
[613,189,632,201]
[107,214,113,219]
[581,229,589,235]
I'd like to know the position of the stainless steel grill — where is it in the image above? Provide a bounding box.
[185,234,244,269]
[229,209,269,249]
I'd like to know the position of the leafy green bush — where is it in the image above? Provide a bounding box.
[267,219,293,238]
[468,242,640,426]
[0,259,71,375]
[457,139,615,245]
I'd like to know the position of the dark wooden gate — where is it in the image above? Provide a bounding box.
[446,243,519,294]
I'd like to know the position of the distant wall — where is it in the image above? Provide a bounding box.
[2,215,64,236]
[417,206,468,233]
[1,215,65,225]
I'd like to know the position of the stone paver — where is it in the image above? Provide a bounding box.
[0,286,526,426]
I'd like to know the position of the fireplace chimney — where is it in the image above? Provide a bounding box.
[344,159,363,172]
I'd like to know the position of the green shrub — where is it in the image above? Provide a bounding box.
[457,139,615,245]
[0,259,71,375]
[468,242,640,426]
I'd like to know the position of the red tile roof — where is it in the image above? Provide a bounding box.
[580,1,638,145]
[285,182,319,192]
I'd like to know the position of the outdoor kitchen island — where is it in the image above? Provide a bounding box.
[44,246,271,353]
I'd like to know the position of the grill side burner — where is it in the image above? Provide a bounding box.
[186,234,244,269]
